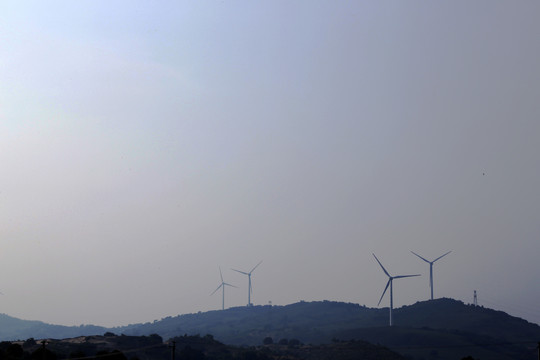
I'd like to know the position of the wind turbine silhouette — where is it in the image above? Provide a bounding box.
[232,260,262,306]
[210,267,237,310]
[411,250,451,300]
[373,253,420,326]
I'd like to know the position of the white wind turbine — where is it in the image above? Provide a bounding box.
[373,253,420,326]
[210,267,237,310]
[411,250,451,300]
[232,260,262,306]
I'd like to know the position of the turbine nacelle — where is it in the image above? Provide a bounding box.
[232,261,262,306]
[210,267,237,310]
[410,250,451,299]
[411,250,451,265]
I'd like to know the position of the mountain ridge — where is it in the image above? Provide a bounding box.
[115,298,540,345]
[1,298,539,360]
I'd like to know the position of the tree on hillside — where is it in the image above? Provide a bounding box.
[23,339,36,348]
[30,347,56,360]
[288,339,301,348]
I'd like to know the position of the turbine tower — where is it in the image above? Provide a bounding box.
[373,253,420,326]
[210,267,237,310]
[410,250,451,300]
[232,260,262,306]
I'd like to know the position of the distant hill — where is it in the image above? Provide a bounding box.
[117,300,382,345]
[117,298,540,345]
[116,298,540,360]
[1,298,539,360]
[0,313,106,340]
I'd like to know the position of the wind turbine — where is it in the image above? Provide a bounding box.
[210,267,237,310]
[411,250,451,300]
[232,260,262,306]
[373,253,420,326]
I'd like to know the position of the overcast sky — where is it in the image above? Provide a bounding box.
[1,1,539,328]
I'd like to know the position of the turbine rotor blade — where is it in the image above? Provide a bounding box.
[232,268,249,276]
[219,267,224,282]
[250,260,263,274]
[210,284,223,296]
[411,251,430,263]
[433,250,452,263]
[223,282,237,288]
[372,253,391,277]
[393,274,421,279]
[378,279,391,306]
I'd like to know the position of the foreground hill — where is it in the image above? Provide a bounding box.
[335,326,538,360]
[4,333,406,360]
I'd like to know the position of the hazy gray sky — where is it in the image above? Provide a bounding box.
[1,1,539,328]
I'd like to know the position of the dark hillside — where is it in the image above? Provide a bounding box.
[118,299,540,347]
[117,299,540,360]
[334,326,538,360]
[267,340,407,360]
[20,333,167,360]
[118,301,383,344]
[5,334,406,360]
[395,298,540,343]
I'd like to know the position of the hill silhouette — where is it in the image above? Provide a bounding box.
[116,298,540,359]
[117,298,539,345]
[1,298,538,360]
